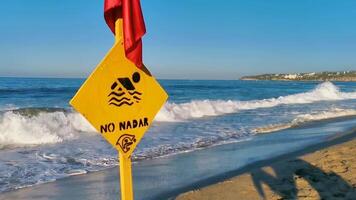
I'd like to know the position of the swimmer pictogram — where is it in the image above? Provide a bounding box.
[108,72,142,107]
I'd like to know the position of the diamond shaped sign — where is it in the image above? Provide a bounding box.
[70,39,168,158]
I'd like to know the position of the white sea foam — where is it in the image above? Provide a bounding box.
[253,108,356,134]
[155,82,356,122]
[0,111,95,146]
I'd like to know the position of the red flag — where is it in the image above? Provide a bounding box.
[104,0,146,68]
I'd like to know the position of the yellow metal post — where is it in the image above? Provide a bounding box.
[115,19,133,200]
[115,19,124,43]
[115,19,134,200]
[119,153,134,200]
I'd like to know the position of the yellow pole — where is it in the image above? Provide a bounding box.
[115,19,124,44]
[119,153,134,200]
[115,18,134,200]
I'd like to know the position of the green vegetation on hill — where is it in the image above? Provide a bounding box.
[240,71,356,81]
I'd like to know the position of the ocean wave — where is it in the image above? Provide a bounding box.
[155,82,356,122]
[0,111,95,147]
[0,82,355,146]
[253,108,356,134]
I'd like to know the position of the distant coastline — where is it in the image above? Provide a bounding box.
[240,71,356,82]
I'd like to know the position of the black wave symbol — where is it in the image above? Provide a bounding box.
[109,97,131,103]
[109,101,134,107]
[129,91,142,103]
[108,96,134,107]
[108,91,125,97]
[132,96,141,100]
[128,91,142,96]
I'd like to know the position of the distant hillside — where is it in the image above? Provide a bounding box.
[240,71,356,82]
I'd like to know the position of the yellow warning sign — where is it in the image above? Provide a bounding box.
[70,34,168,158]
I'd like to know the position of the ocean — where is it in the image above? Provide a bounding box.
[0,78,356,193]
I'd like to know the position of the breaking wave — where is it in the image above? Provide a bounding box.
[253,108,356,134]
[155,82,356,122]
[0,82,355,147]
[0,110,95,147]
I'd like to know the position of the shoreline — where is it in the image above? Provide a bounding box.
[0,120,355,200]
[176,131,356,200]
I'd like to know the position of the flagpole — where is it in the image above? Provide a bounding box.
[119,153,134,200]
[115,18,133,200]
[115,19,124,43]
[114,19,134,200]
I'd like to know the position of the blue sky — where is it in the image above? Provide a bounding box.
[0,0,355,79]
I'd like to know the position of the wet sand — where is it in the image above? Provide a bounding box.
[176,138,356,200]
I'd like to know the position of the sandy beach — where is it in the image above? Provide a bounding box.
[176,137,356,200]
